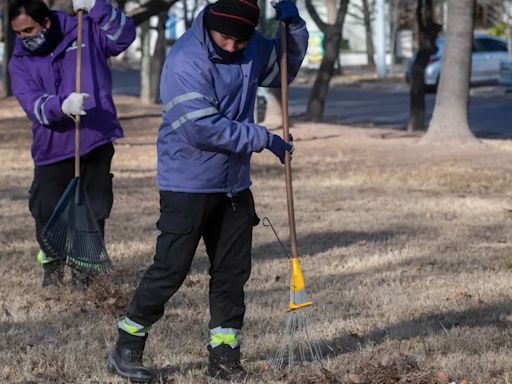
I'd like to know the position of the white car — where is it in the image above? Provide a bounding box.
[405,33,509,90]
[499,60,512,91]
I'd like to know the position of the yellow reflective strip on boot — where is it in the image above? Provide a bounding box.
[119,318,151,336]
[37,250,51,265]
[210,333,239,347]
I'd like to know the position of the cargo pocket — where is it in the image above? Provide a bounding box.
[247,190,260,227]
[28,181,40,220]
[155,212,194,265]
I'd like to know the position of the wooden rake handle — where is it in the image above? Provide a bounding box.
[279,21,299,260]
[75,9,83,178]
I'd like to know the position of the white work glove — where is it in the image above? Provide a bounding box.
[73,0,96,12]
[61,92,89,116]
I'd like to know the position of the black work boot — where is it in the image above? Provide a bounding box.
[42,260,65,287]
[207,345,246,381]
[107,331,153,383]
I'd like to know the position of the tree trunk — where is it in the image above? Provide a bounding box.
[262,88,282,126]
[2,0,13,97]
[149,12,167,103]
[305,0,349,121]
[388,0,400,72]
[421,0,478,144]
[362,0,376,69]
[407,0,441,132]
[326,0,337,24]
[140,20,151,103]
[326,0,342,75]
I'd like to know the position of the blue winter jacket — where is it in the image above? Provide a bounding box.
[157,9,308,193]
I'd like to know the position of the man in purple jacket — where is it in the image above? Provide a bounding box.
[107,0,307,382]
[8,0,135,287]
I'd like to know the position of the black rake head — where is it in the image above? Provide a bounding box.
[41,177,112,275]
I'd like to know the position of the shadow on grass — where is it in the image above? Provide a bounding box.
[314,299,512,361]
[252,229,401,262]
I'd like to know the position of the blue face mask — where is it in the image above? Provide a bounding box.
[22,28,47,51]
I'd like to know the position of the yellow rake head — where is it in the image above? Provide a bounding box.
[288,257,313,311]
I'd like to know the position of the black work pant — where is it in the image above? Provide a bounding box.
[29,143,115,256]
[126,189,260,334]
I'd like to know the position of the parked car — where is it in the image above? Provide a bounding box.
[405,33,509,89]
[499,60,512,91]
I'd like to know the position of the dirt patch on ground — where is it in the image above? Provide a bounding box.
[1,96,512,383]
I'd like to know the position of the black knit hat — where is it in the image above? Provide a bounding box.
[204,0,260,41]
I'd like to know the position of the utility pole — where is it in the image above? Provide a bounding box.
[376,0,387,78]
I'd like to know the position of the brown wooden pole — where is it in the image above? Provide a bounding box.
[279,21,298,260]
[75,10,83,178]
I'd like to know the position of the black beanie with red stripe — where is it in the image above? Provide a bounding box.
[204,0,260,41]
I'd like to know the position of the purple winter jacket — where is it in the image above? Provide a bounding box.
[8,0,136,165]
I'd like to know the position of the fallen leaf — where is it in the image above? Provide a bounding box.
[3,305,12,318]
[260,362,270,371]
[436,371,449,384]
[348,373,368,384]
[399,341,409,354]
[459,380,469,384]
[106,297,117,305]
[379,352,393,367]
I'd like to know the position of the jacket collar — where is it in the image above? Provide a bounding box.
[192,8,222,62]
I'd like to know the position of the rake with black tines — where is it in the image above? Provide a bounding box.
[41,10,112,279]
[270,20,323,370]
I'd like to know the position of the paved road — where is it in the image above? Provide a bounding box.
[286,83,512,139]
[113,69,512,139]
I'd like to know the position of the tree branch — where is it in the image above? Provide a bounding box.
[305,0,327,32]
[128,0,179,27]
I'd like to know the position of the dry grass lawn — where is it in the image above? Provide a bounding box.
[1,96,512,384]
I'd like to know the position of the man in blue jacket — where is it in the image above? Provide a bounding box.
[9,0,135,286]
[107,0,308,381]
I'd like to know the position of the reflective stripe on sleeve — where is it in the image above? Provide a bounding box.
[261,47,279,86]
[106,12,126,41]
[171,107,218,130]
[100,8,117,31]
[163,92,218,113]
[34,94,51,125]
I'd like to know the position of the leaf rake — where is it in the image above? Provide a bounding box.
[41,10,112,280]
[270,20,323,370]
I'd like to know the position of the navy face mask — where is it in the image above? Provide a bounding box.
[22,28,48,51]
[215,45,243,63]
[207,29,244,63]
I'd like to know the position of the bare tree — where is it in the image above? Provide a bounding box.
[388,0,402,71]
[305,0,350,121]
[348,0,376,69]
[139,10,168,103]
[407,0,441,131]
[421,0,478,144]
[182,0,205,30]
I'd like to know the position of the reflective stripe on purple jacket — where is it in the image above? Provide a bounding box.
[8,0,136,165]
[157,10,308,194]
